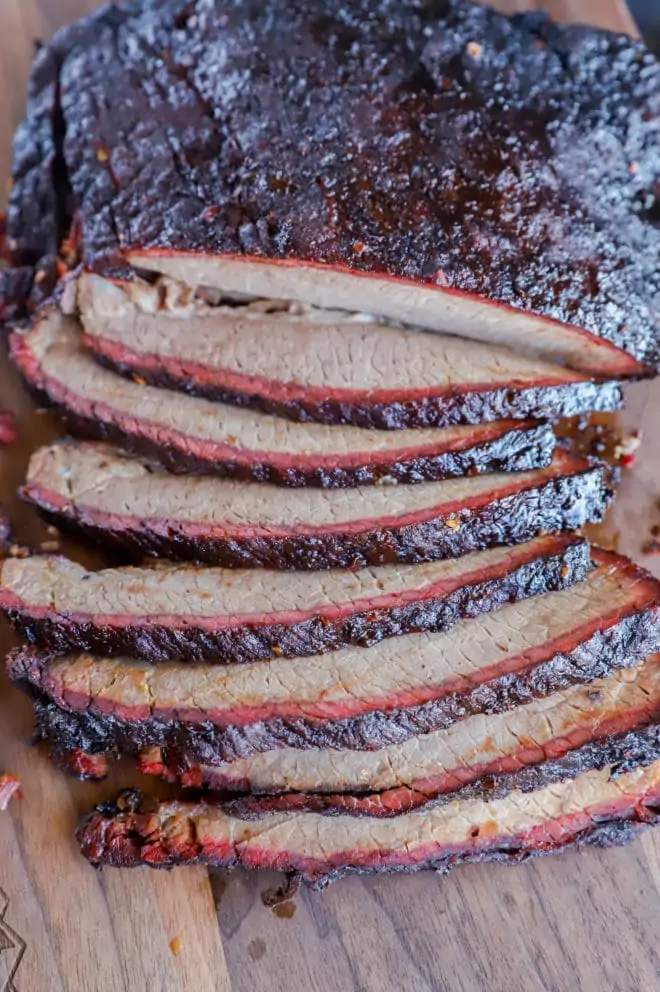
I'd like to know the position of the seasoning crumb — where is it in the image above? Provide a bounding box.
[97,147,109,163]
[169,937,183,957]
[614,431,642,464]
[445,515,461,532]
[467,41,483,57]
[561,565,570,581]
[273,901,297,919]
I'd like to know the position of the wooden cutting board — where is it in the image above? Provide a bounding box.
[1,3,658,991]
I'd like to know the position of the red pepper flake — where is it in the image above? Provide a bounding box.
[352,240,366,255]
[629,161,639,175]
[0,411,17,445]
[0,774,21,810]
[97,147,109,163]
[614,431,642,465]
[445,515,461,532]
[467,41,483,58]
[133,375,148,386]
[271,646,283,657]
[204,205,221,221]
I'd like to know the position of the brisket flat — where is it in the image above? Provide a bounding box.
[12,550,660,765]
[152,655,660,813]
[9,0,659,374]
[11,310,556,486]
[22,442,610,570]
[80,274,624,428]
[0,534,589,663]
[76,740,660,885]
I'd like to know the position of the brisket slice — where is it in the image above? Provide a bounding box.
[13,550,660,765]
[0,534,590,664]
[79,274,624,428]
[195,657,660,810]
[76,741,660,885]
[22,442,610,570]
[26,0,658,375]
[11,311,556,487]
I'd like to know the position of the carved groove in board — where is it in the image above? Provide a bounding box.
[0,889,25,992]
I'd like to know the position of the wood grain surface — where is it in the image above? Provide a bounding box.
[0,3,657,991]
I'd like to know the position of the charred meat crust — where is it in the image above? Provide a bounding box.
[22,458,611,571]
[0,267,36,324]
[75,730,660,884]
[89,346,625,430]
[2,538,591,664]
[19,603,660,766]
[6,4,139,266]
[0,509,10,554]
[16,0,658,370]
[3,5,137,319]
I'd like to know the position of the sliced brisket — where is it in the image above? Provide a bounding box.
[76,743,660,885]
[11,311,556,486]
[22,442,610,570]
[11,1,658,374]
[12,550,660,765]
[80,274,624,428]
[159,656,660,813]
[0,534,589,663]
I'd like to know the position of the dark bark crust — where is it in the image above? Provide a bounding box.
[3,537,591,664]
[75,727,660,886]
[16,363,557,487]
[3,5,137,322]
[19,603,659,766]
[23,461,611,570]
[0,509,11,552]
[11,0,658,368]
[91,348,625,429]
